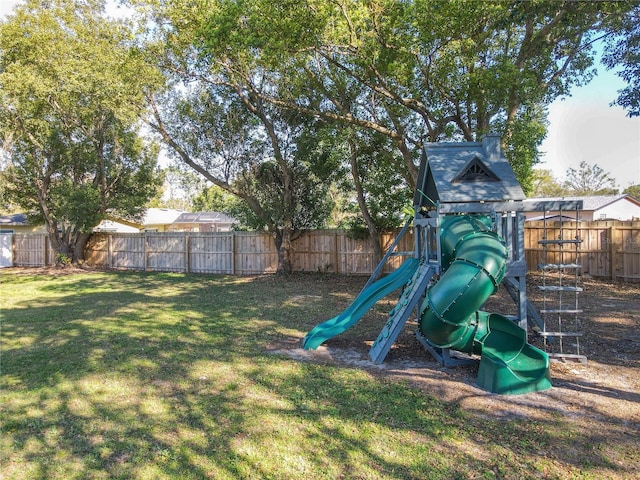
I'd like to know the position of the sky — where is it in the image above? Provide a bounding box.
[2,0,639,190]
[539,67,640,190]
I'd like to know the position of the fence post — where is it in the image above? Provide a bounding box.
[107,234,112,269]
[610,224,617,281]
[144,233,149,272]
[43,235,49,266]
[231,232,236,275]
[185,234,190,273]
[334,232,339,274]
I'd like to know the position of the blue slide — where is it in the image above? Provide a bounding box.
[302,257,420,350]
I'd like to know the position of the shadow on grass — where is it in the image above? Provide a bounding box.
[1,271,638,479]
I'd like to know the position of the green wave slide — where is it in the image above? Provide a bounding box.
[301,257,420,350]
[419,215,552,395]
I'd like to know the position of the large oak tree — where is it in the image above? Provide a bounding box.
[0,0,163,262]
[132,0,636,268]
[197,0,632,192]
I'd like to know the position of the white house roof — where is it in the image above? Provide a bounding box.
[173,212,237,224]
[526,195,639,211]
[142,208,187,225]
[94,219,139,233]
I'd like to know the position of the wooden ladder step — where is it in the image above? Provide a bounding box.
[538,263,582,270]
[540,309,583,314]
[538,331,584,337]
[538,239,583,245]
[538,285,583,292]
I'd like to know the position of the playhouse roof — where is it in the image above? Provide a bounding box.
[415,135,525,207]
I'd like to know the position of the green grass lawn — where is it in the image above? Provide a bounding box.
[0,270,631,479]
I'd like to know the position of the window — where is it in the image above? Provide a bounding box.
[452,156,500,183]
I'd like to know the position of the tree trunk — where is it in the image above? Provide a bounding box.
[72,233,91,263]
[46,225,70,264]
[46,221,91,265]
[348,138,384,264]
[274,228,293,275]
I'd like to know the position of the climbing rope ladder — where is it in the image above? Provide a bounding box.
[537,203,587,363]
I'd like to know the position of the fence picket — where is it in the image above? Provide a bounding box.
[8,221,640,282]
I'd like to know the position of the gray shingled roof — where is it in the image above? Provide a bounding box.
[0,213,29,225]
[418,135,525,204]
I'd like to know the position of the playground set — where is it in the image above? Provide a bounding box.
[302,135,585,395]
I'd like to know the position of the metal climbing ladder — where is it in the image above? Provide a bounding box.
[537,203,587,363]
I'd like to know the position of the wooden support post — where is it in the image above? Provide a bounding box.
[334,232,339,274]
[144,233,149,272]
[43,235,49,266]
[610,225,616,281]
[185,234,190,273]
[231,232,236,275]
[107,234,112,269]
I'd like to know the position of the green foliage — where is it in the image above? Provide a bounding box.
[352,138,411,231]
[144,24,343,270]
[137,0,637,244]
[602,5,640,117]
[192,184,239,212]
[190,0,627,192]
[563,161,619,196]
[231,159,334,232]
[500,103,549,195]
[0,0,163,259]
[341,219,370,240]
[623,184,640,199]
[530,169,567,198]
[159,165,210,211]
[54,253,72,266]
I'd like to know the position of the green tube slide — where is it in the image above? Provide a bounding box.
[419,215,551,395]
[302,257,420,350]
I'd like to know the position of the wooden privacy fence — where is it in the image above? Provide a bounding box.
[6,221,640,282]
[85,232,279,275]
[8,234,56,267]
[525,221,640,282]
[83,230,415,275]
